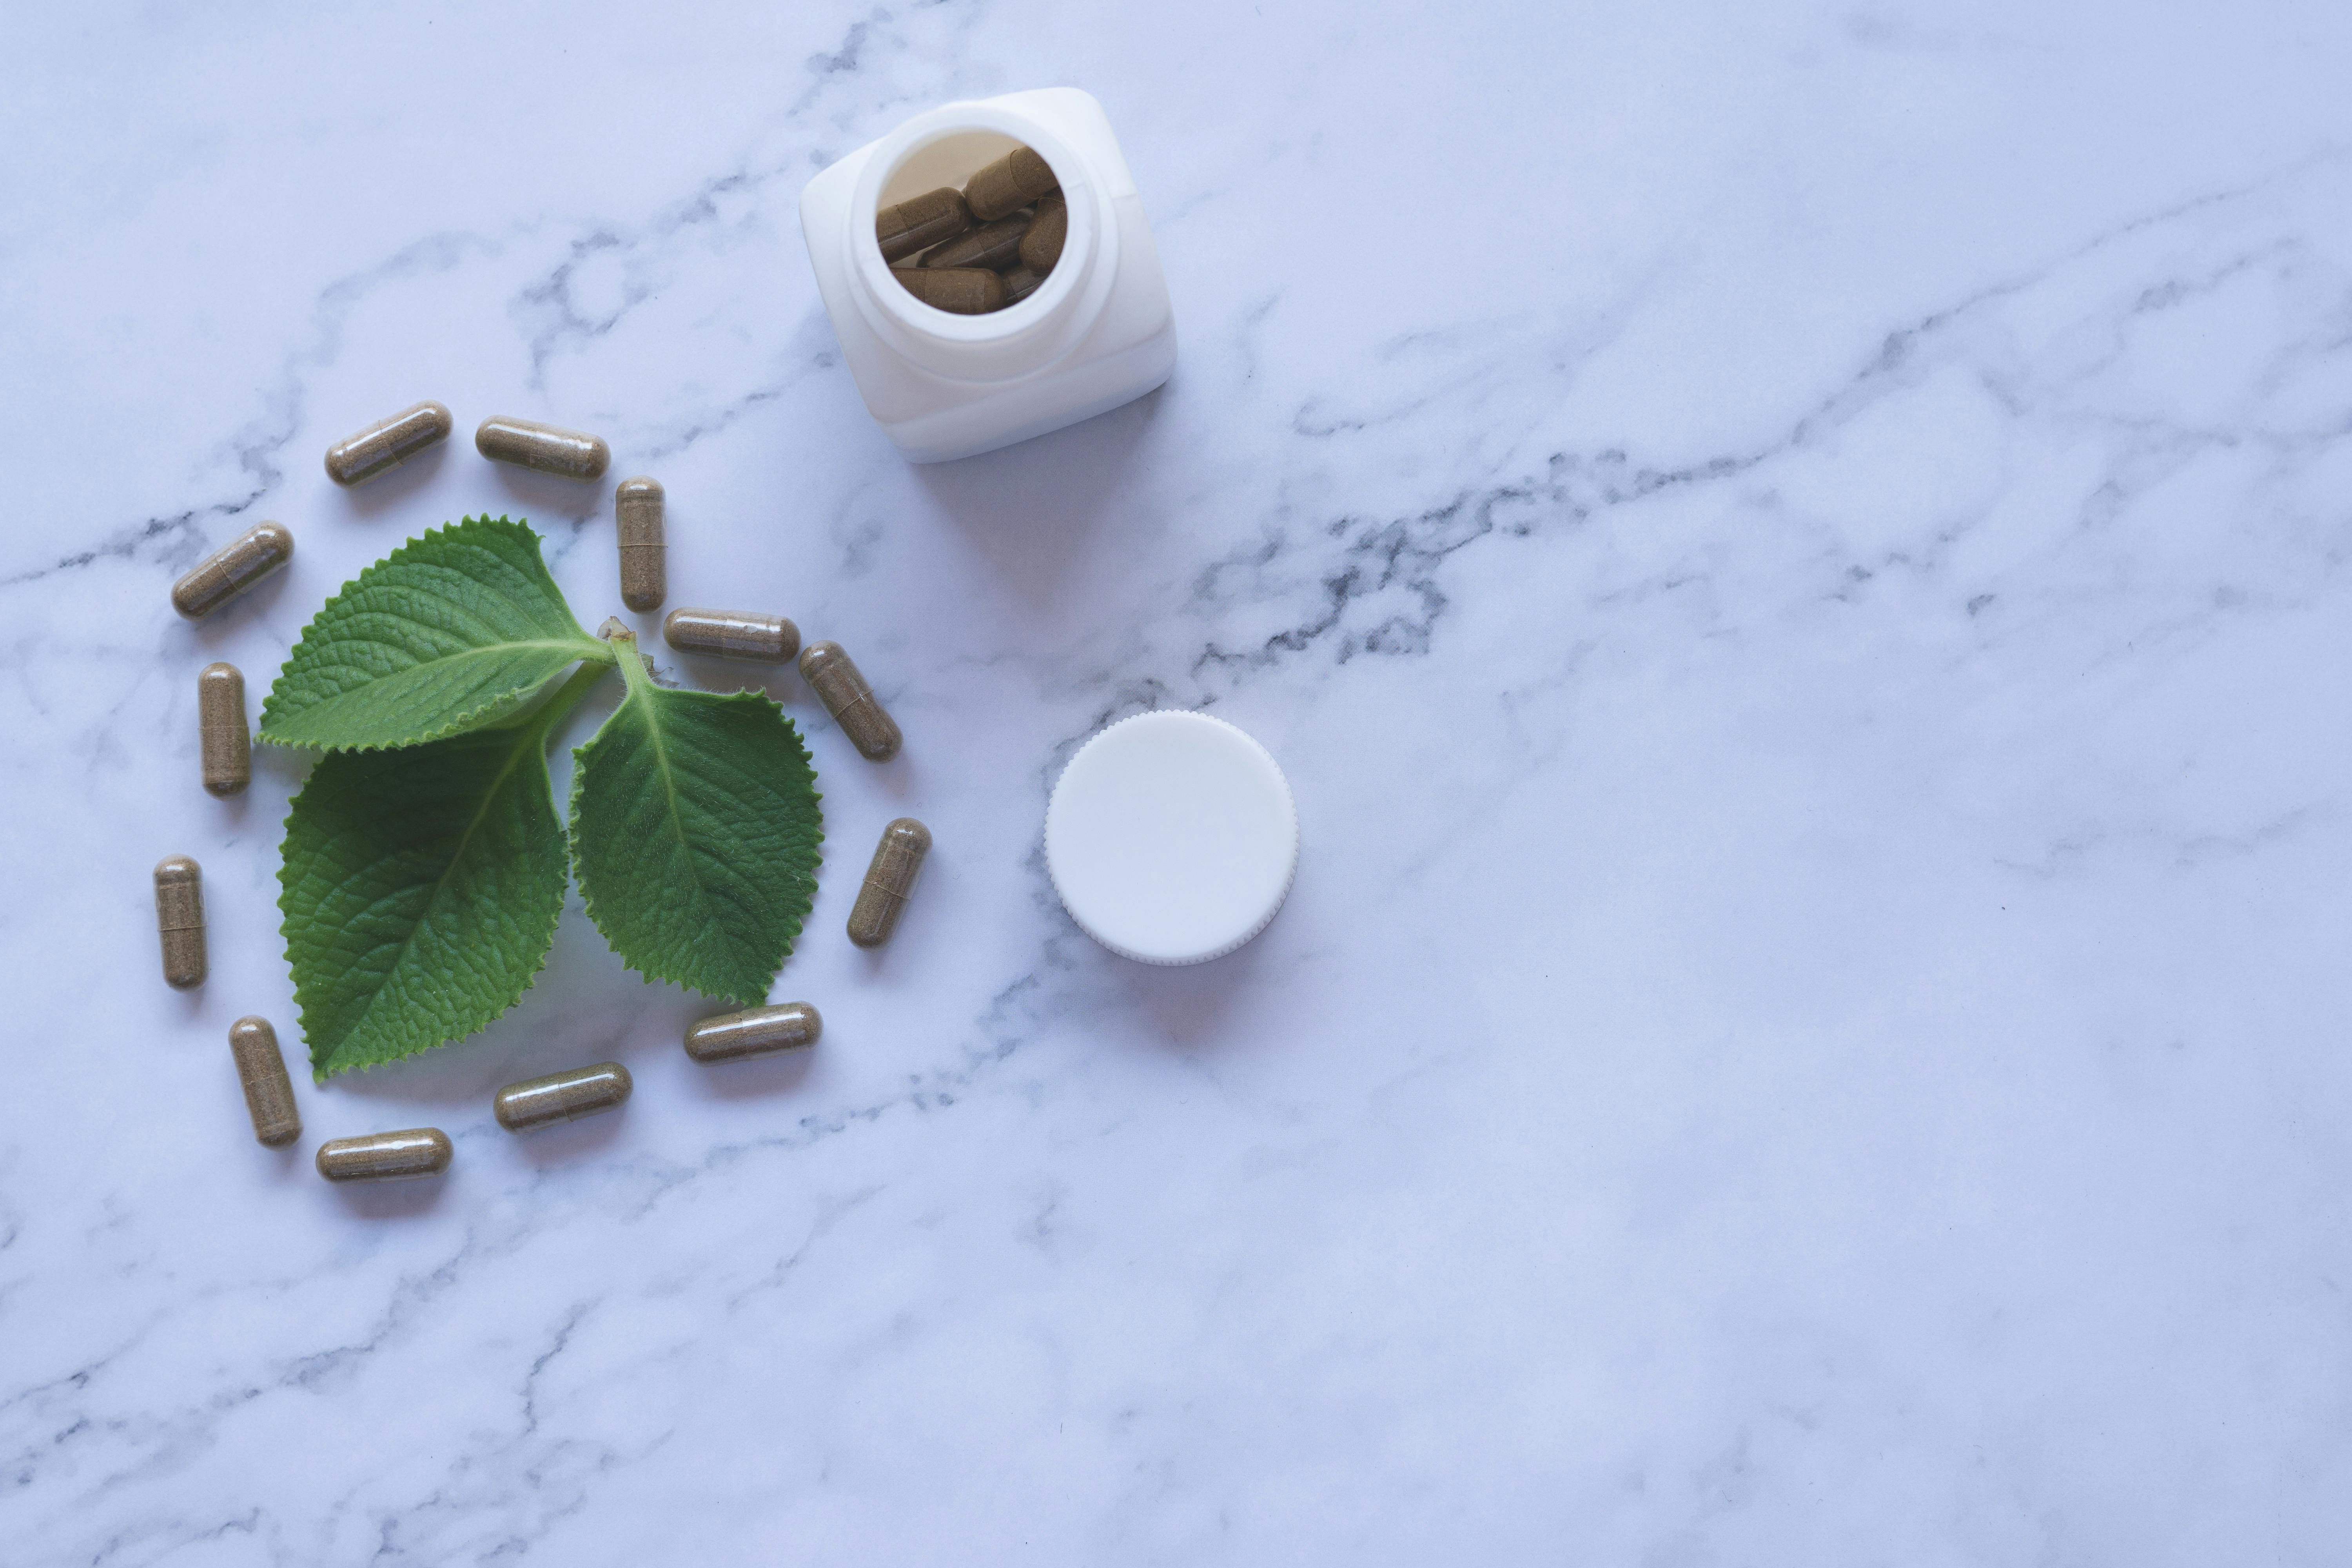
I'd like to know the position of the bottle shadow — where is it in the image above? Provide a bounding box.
[911,384,1165,604]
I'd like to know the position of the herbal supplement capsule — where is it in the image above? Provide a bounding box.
[964,144,1059,222]
[316,1127,453,1183]
[153,855,206,989]
[197,662,250,797]
[1019,195,1066,272]
[684,1002,822,1063]
[171,521,293,619]
[475,415,611,481]
[877,185,973,263]
[797,640,902,761]
[999,264,1048,307]
[494,1061,632,1132]
[920,213,1032,272]
[228,1016,301,1148]
[663,606,798,664]
[323,400,453,486]
[615,475,666,611]
[891,266,1005,315]
[848,817,931,948]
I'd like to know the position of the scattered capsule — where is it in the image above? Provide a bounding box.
[171,521,293,619]
[196,662,250,797]
[920,213,1032,272]
[323,400,453,486]
[965,145,1059,221]
[1020,195,1066,272]
[1000,263,1049,306]
[475,415,610,481]
[877,185,974,263]
[316,1127,453,1183]
[153,855,206,989]
[798,641,902,761]
[229,1016,301,1147]
[494,1061,632,1132]
[615,476,666,612]
[664,607,799,664]
[891,266,1005,315]
[848,817,932,949]
[684,1002,822,1063]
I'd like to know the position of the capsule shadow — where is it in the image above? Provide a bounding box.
[682,1045,818,1102]
[506,1108,628,1166]
[657,648,800,706]
[182,567,294,650]
[339,443,452,520]
[327,1174,450,1219]
[486,462,610,525]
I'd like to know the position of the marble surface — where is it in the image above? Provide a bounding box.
[7,0,2352,1559]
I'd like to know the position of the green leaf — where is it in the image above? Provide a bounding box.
[277,665,606,1080]
[260,515,612,752]
[570,633,823,1006]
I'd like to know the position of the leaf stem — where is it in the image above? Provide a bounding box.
[604,625,656,704]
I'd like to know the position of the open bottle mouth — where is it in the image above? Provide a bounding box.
[848,104,1107,363]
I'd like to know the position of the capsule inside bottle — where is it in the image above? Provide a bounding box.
[877,186,974,263]
[891,266,1006,315]
[919,213,1032,272]
[1020,196,1067,273]
[964,145,1060,222]
[684,1002,822,1063]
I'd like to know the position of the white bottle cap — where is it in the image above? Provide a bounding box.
[1045,711,1299,965]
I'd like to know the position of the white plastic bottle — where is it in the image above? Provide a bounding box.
[798,87,1177,464]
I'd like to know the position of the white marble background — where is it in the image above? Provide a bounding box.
[6,0,2352,1560]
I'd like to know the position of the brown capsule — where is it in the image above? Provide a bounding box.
[197,662,250,797]
[494,1061,632,1131]
[684,1002,822,1063]
[154,855,206,989]
[797,640,902,761]
[228,1016,301,1147]
[316,1127,453,1182]
[920,213,1032,272]
[663,607,799,663]
[323,400,453,486]
[1020,195,1066,273]
[475,415,611,480]
[1000,263,1049,306]
[891,266,1005,315]
[848,817,931,949]
[877,185,974,263]
[171,521,293,619]
[616,476,666,612]
[965,144,1059,221]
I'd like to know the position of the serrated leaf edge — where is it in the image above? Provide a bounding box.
[567,652,825,1008]
[258,514,612,755]
[275,660,609,1080]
